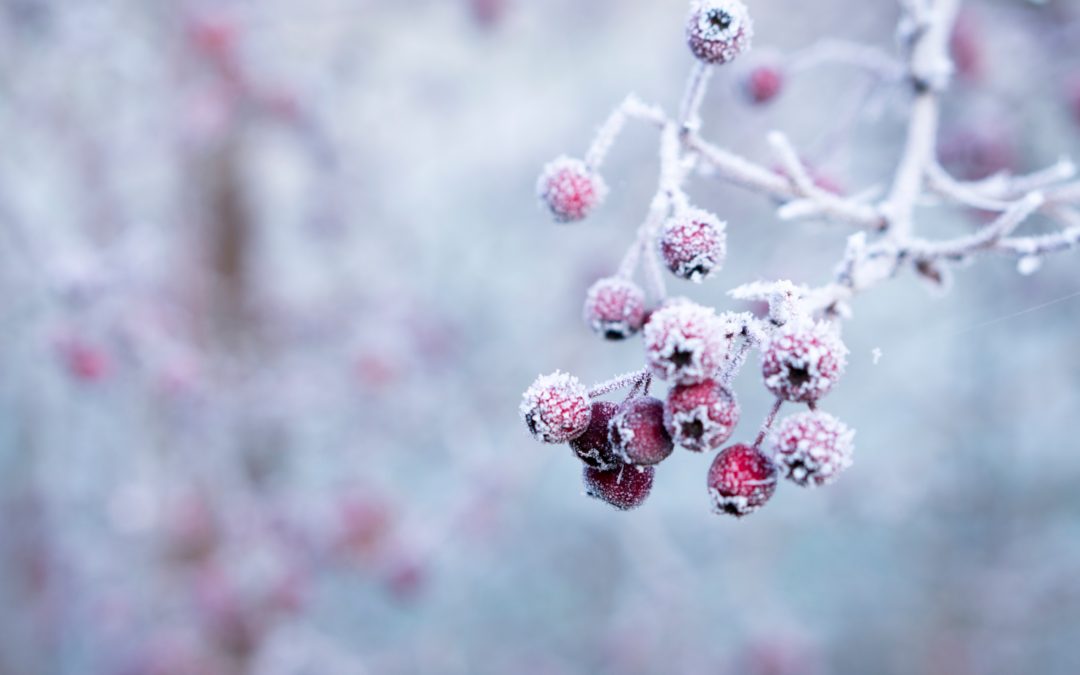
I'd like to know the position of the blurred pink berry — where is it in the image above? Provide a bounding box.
[537,156,607,223]
[583,464,654,511]
[385,555,426,601]
[569,401,621,470]
[187,14,238,61]
[686,0,753,65]
[643,301,728,385]
[761,321,847,403]
[609,396,674,466]
[744,65,783,104]
[1067,77,1080,127]
[949,9,983,83]
[337,496,393,560]
[938,127,1015,181]
[520,371,592,443]
[583,277,646,340]
[707,443,777,517]
[771,411,854,487]
[658,208,727,282]
[60,340,110,382]
[665,379,740,452]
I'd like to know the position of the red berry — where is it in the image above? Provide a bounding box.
[707,443,777,517]
[60,340,110,382]
[642,301,730,385]
[665,379,740,452]
[583,464,654,511]
[569,401,621,470]
[583,277,646,340]
[744,65,783,104]
[761,321,847,403]
[520,371,592,443]
[949,9,982,84]
[686,0,753,65]
[770,411,854,487]
[537,156,607,223]
[609,396,674,466]
[658,208,727,282]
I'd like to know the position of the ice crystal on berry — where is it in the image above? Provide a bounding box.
[761,321,847,403]
[643,301,730,385]
[583,463,654,511]
[609,396,674,466]
[570,401,621,470]
[537,156,607,223]
[665,379,740,453]
[658,208,727,282]
[707,443,777,517]
[520,371,592,443]
[686,0,753,65]
[771,411,854,487]
[583,277,647,340]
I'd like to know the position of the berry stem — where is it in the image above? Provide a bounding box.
[752,397,784,450]
[588,368,649,399]
[678,61,713,134]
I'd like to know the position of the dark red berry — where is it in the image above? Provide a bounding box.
[770,411,854,487]
[761,321,847,403]
[609,396,674,466]
[707,443,777,517]
[583,464,654,511]
[665,379,740,452]
[570,401,621,470]
[537,156,607,223]
[520,371,592,443]
[583,277,647,340]
[686,0,753,65]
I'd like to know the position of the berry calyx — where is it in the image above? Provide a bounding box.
[583,463,655,511]
[642,300,729,385]
[686,0,753,65]
[583,277,647,340]
[609,396,674,466]
[770,411,854,487]
[744,64,783,105]
[569,401,621,470]
[707,443,777,517]
[665,379,740,452]
[658,208,727,282]
[761,321,847,403]
[537,156,607,223]
[520,371,592,443]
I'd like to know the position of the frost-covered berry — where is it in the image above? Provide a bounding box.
[569,401,621,470]
[658,208,727,282]
[537,156,607,223]
[520,371,592,443]
[643,301,729,385]
[686,0,753,65]
[707,443,777,517]
[583,277,647,340]
[770,411,854,487]
[665,380,740,452]
[609,396,674,466]
[744,65,783,104]
[583,464,654,511]
[761,321,847,403]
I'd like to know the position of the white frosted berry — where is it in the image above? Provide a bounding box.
[537,157,607,223]
[642,301,730,385]
[583,277,646,340]
[770,411,854,487]
[761,321,848,403]
[520,371,592,443]
[658,208,727,282]
[686,0,753,65]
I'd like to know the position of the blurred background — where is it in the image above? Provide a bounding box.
[1,0,1079,673]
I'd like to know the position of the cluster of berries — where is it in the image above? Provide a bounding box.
[521,305,854,516]
[522,0,856,517]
